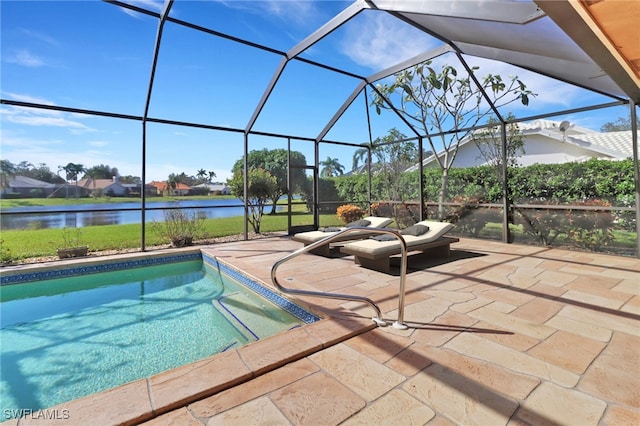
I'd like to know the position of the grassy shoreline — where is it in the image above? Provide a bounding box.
[0,212,343,263]
[0,195,236,209]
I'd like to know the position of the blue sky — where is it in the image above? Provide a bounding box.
[0,0,630,182]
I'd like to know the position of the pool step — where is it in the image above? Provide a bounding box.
[214,292,297,341]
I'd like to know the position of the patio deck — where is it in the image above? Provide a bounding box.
[142,236,639,425]
[6,236,638,425]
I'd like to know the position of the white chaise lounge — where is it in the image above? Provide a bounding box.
[339,220,458,273]
[291,216,393,257]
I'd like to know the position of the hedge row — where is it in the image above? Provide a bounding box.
[324,158,635,207]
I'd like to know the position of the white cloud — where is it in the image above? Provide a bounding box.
[6,49,45,67]
[1,93,95,133]
[20,29,60,47]
[0,131,136,178]
[118,0,164,18]
[462,56,587,110]
[89,140,110,147]
[6,114,92,131]
[2,92,57,106]
[340,12,438,71]
[260,0,316,26]
[214,0,317,26]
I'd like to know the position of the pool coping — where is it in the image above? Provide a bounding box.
[0,248,375,425]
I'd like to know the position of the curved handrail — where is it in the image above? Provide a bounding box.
[271,226,409,329]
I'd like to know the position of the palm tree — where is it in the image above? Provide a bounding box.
[208,171,216,183]
[167,174,179,196]
[352,147,369,173]
[320,157,344,177]
[60,162,85,198]
[196,169,207,184]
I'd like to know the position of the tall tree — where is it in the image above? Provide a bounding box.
[351,147,370,173]
[0,160,17,194]
[83,164,119,180]
[600,115,638,132]
[227,168,278,233]
[60,162,86,198]
[231,148,307,214]
[119,175,141,184]
[372,61,533,218]
[31,163,64,183]
[166,173,181,196]
[370,128,420,225]
[320,157,345,177]
[472,113,525,169]
[196,169,207,184]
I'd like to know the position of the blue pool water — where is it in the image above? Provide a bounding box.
[0,254,319,418]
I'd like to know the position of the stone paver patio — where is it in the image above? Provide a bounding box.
[148,236,639,426]
[4,236,639,425]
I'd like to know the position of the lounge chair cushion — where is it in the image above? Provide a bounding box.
[401,224,430,236]
[342,221,454,257]
[370,223,430,241]
[346,219,371,227]
[291,216,394,245]
[371,233,396,241]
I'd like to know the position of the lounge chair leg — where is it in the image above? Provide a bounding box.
[309,244,331,257]
[355,256,391,274]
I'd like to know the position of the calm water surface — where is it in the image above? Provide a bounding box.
[1,199,254,230]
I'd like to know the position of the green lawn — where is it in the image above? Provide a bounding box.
[1,199,636,262]
[0,211,344,262]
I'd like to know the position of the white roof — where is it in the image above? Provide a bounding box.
[406,119,633,171]
[572,131,635,158]
[519,120,595,135]
[7,175,56,188]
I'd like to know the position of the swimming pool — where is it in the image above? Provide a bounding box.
[0,252,320,419]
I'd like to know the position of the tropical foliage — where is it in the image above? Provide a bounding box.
[372,61,534,218]
[227,167,278,233]
[320,157,345,177]
[231,148,307,214]
[471,113,525,169]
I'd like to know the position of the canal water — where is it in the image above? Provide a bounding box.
[0,199,257,230]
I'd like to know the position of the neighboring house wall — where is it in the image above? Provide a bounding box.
[147,181,191,196]
[78,177,128,196]
[194,183,231,195]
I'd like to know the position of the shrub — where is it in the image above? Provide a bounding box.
[445,195,501,237]
[150,205,206,247]
[514,199,615,250]
[336,204,365,224]
[372,201,419,228]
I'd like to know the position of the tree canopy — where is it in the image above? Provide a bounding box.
[83,164,119,180]
[372,61,534,218]
[471,113,525,170]
[227,167,278,233]
[231,148,307,214]
[320,157,344,177]
[600,116,638,132]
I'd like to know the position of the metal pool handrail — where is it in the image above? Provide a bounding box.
[271,227,409,329]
